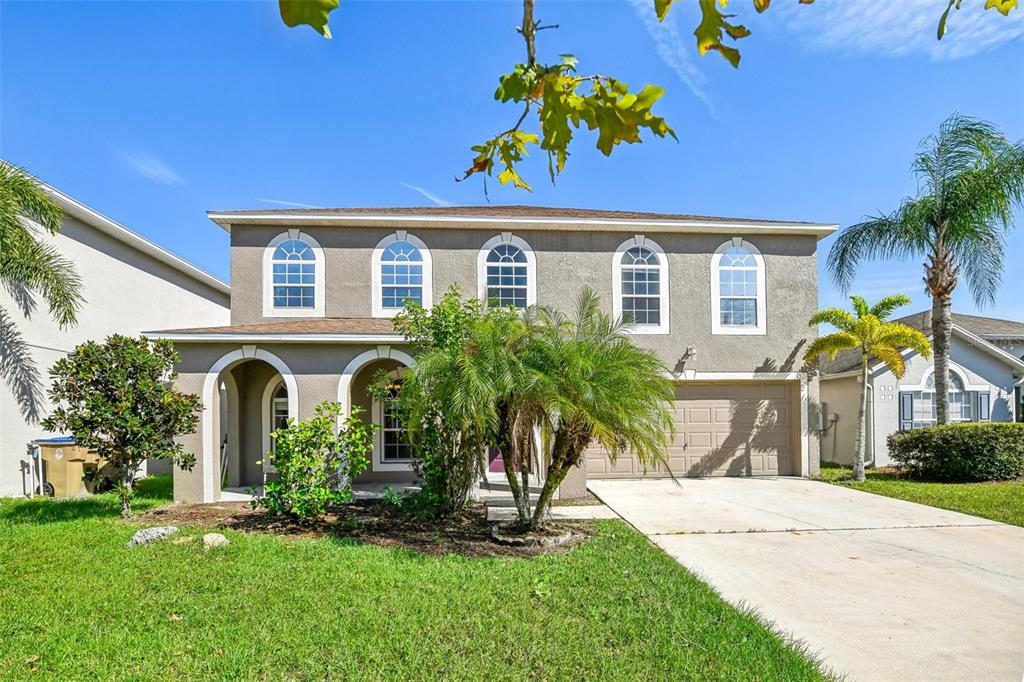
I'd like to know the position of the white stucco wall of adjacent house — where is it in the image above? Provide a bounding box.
[0,191,229,497]
[821,333,1021,468]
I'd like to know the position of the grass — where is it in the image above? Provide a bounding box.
[0,476,824,681]
[818,464,1024,527]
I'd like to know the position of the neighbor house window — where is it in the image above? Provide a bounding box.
[711,238,766,335]
[372,232,433,317]
[612,236,669,334]
[477,234,536,309]
[263,231,325,317]
[899,367,990,430]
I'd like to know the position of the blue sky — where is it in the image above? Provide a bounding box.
[2,0,1022,320]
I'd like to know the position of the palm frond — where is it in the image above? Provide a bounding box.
[0,227,83,327]
[874,322,933,360]
[871,343,907,379]
[0,163,64,236]
[849,295,870,319]
[827,205,930,293]
[869,294,912,321]
[807,307,856,332]
[803,332,859,363]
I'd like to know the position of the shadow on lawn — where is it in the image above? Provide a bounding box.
[0,475,173,525]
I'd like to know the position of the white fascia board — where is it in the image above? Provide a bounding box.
[208,212,838,240]
[953,325,1024,371]
[148,332,406,344]
[664,371,807,381]
[35,180,230,295]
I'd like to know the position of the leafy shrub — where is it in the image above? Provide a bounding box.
[253,402,376,520]
[887,422,1024,482]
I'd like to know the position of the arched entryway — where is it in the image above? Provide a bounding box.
[201,348,297,502]
[337,348,416,483]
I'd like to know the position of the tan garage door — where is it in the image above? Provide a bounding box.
[585,381,796,478]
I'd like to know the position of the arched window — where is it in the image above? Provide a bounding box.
[372,232,432,317]
[612,236,668,334]
[263,231,325,317]
[899,364,992,429]
[711,238,766,335]
[477,234,536,309]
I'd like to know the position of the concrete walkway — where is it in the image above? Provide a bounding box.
[589,477,1024,682]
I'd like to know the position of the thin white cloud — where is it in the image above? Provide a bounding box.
[767,0,1024,60]
[116,150,182,186]
[629,0,715,114]
[400,182,455,207]
[256,198,322,209]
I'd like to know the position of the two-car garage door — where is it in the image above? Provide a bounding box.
[585,381,797,478]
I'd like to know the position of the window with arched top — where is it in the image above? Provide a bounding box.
[263,231,325,317]
[372,232,432,317]
[477,234,536,309]
[612,236,669,334]
[711,239,766,335]
[903,367,982,428]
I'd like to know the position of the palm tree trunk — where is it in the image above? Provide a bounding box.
[529,464,570,530]
[854,352,868,483]
[931,293,952,425]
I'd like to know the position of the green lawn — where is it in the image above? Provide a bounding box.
[818,464,1024,527]
[0,476,824,681]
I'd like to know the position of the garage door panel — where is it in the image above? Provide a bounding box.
[586,381,796,479]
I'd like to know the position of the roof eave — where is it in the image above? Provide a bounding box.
[207,212,838,239]
[37,182,231,295]
[147,332,406,344]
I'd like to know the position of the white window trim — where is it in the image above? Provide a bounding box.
[371,372,416,472]
[899,363,990,392]
[899,363,991,427]
[371,230,433,318]
[476,232,537,307]
[260,376,286,474]
[710,237,767,336]
[262,230,326,318]
[612,235,669,335]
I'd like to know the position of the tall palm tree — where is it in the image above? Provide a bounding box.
[524,288,674,528]
[0,163,82,327]
[829,114,1024,425]
[804,295,931,482]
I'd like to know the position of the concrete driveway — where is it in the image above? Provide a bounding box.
[588,478,1024,682]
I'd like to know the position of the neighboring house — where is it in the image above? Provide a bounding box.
[819,311,1024,468]
[150,206,837,504]
[0,181,230,497]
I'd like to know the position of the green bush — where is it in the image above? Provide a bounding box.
[253,402,376,520]
[887,422,1024,482]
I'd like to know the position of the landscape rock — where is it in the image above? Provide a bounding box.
[126,526,179,547]
[202,532,230,549]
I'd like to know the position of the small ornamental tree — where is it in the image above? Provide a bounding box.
[253,401,376,521]
[42,335,201,517]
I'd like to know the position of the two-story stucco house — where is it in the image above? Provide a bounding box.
[1,179,230,498]
[150,207,837,504]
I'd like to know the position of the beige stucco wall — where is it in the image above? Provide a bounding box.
[1,214,229,497]
[230,224,820,375]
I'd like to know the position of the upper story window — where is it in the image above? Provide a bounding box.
[263,230,325,318]
[372,231,432,317]
[711,238,766,336]
[612,236,669,334]
[477,233,536,309]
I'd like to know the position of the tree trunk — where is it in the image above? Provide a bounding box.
[931,292,952,425]
[118,465,136,518]
[854,352,868,483]
[529,464,571,530]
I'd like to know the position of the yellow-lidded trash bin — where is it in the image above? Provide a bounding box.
[33,438,100,498]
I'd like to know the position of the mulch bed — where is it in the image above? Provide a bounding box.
[133,500,591,559]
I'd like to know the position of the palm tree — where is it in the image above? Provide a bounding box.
[829,114,1024,425]
[804,295,931,482]
[524,288,674,528]
[0,163,82,327]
